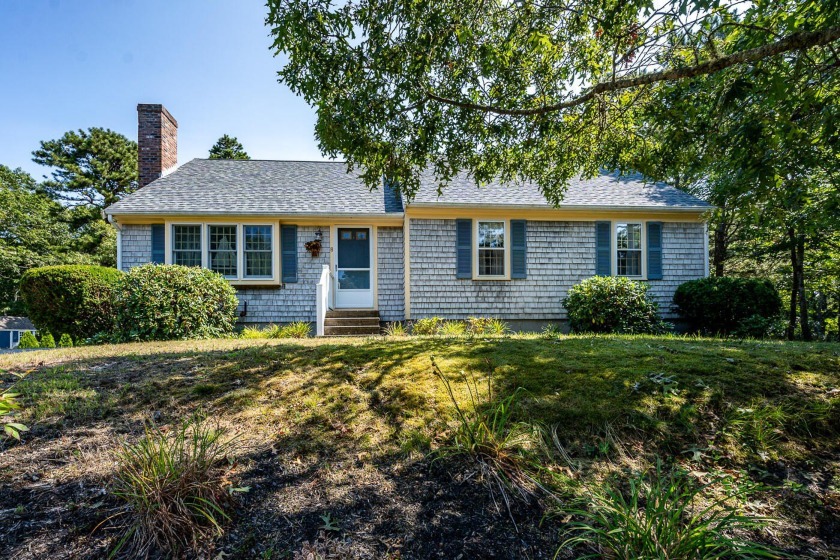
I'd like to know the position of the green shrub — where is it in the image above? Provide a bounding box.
[673,277,782,336]
[564,276,668,334]
[113,264,239,341]
[112,417,238,556]
[58,333,74,347]
[559,466,776,559]
[17,332,39,349]
[411,316,443,335]
[19,265,123,341]
[39,331,56,348]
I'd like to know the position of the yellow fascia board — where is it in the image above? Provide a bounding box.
[404,205,708,222]
[110,213,405,227]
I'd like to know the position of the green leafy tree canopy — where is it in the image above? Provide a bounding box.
[208,134,250,160]
[267,0,840,202]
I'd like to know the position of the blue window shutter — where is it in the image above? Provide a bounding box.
[151,224,165,264]
[456,219,472,279]
[510,220,527,279]
[281,225,298,283]
[595,221,612,276]
[647,221,663,280]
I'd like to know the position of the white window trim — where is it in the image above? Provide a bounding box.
[612,221,647,279]
[474,218,511,280]
[170,222,205,268]
[242,224,276,280]
[207,223,240,280]
[166,221,280,286]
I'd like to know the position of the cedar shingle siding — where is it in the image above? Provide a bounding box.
[235,225,330,324]
[377,227,405,322]
[118,219,706,325]
[409,219,596,320]
[121,224,152,271]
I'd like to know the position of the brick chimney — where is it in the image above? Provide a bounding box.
[137,104,178,188]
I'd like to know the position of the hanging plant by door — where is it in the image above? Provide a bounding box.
[305,239,321,257]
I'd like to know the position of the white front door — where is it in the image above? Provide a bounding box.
[335,227,374,308]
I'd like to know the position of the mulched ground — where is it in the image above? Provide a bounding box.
[0,422,561,559]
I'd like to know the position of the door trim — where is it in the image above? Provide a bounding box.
[331,225,377,309]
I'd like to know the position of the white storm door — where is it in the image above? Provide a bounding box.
[335,227,374,308]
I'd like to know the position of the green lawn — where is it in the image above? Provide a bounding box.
[1,335,838,558]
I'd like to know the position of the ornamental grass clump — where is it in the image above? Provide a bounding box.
[273,321,311,338]
[411,316,443,335]
[558,465,777,559]
[111,416,239,557]
[431,358,553,516]
[383,321,408,337]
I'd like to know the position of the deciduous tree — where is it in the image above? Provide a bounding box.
[267,0,840,202]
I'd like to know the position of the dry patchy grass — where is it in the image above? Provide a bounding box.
[0,334,838,558]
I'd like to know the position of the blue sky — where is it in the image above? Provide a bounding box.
[0,0,327,180]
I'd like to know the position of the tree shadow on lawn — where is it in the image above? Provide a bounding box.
[1,336,838,557]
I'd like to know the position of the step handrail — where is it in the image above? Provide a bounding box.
[316,264,331,336]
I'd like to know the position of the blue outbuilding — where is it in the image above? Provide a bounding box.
[0,317,37,349]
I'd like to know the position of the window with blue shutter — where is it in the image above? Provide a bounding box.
[510,219,527,279]
[281,225,298,283]
[456,219,472,279]
[595,221,611,276]
[151,224,165,264]
[647,222,663,280]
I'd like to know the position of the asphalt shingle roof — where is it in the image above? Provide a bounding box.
[0,317,35,331]
[106,159,709,216]
[411,169,709,209]
[107,160,404,216]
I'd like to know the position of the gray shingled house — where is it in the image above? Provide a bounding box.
[106,105,711,335]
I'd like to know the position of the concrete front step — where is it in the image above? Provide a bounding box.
[324,317,380,327]
[325,309,380,319]
[323,325,382,336]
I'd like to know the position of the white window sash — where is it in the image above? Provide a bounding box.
[168,222,276,282]
[475,219,509,279]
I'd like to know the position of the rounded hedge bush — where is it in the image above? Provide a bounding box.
[113,264,239,341]
[19,265,124,341]
[18,331,39,349]
[39,332,56,348]
[563,276,668,334]
[673,276,782,335]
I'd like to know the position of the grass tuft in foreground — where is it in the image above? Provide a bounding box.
[558,464,781,559]
[431,357,556,515]
[111,415,239,557]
